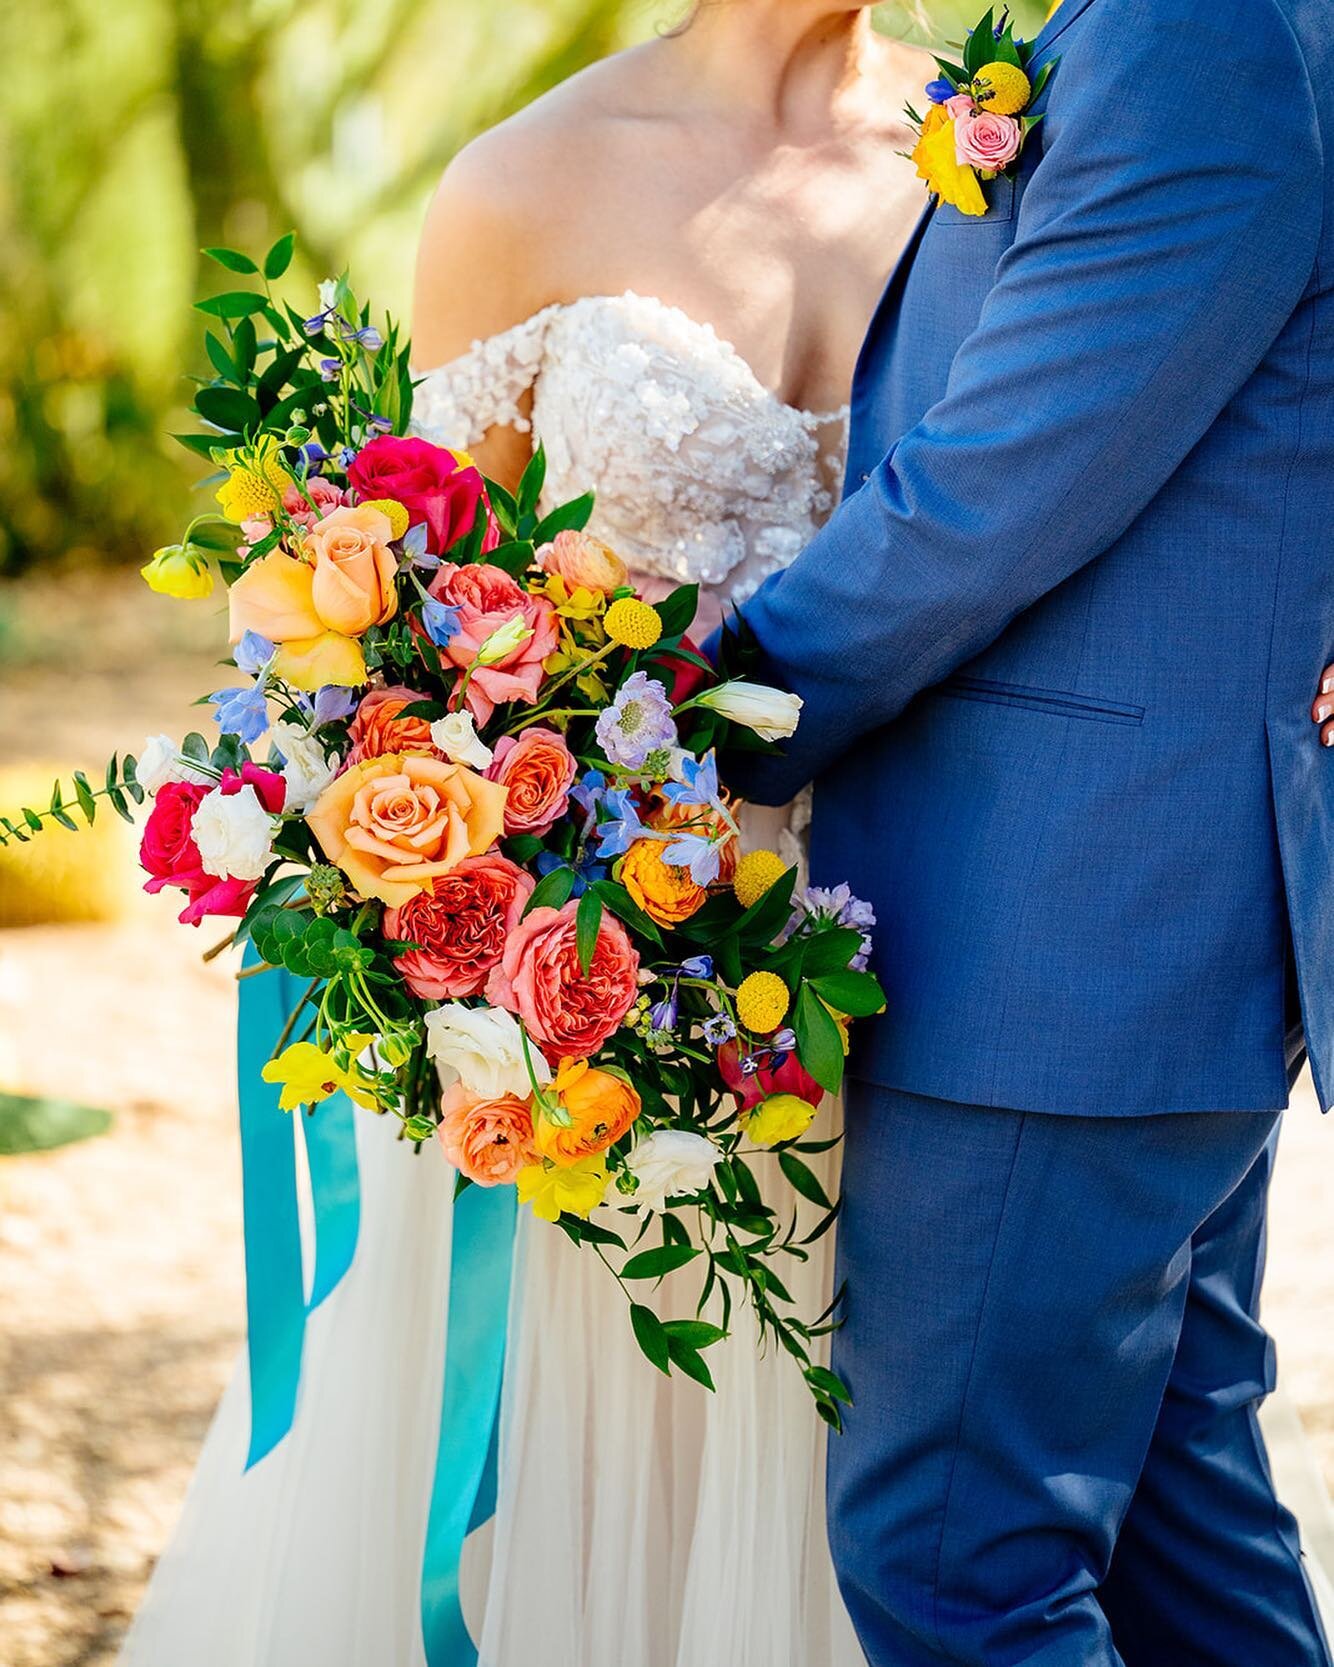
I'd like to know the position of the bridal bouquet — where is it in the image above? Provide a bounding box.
[3,240,883,1422]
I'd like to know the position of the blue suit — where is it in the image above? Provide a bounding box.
[710,0,1334,1658]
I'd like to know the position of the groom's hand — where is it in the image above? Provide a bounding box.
[1311,665,1334,748]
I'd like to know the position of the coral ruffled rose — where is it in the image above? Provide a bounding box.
[383,852,534,1000]
[536,530,628,595]
[348,435,499,557]
[302,504,398,636]
[437,1083,537,1185]
[486,898,640,1061]
[535,1058,641,1166]
[425,562,559,725]
[307,751,507,908]
[485,726,577,837]
[346,685,440,767]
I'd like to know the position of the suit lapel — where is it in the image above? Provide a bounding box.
[1030,0,1099,59]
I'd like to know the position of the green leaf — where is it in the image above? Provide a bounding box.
[203,246,259,274]
[264,231,296,280]
[779,1151,833,1210]
[805,1364,853,1405]
[195,290,269,320]
[653,583,700,641]
[23,806,43,834]
[963,9,994,74]
[485,539,535,579]
[665,1334,715,1391]
[205,331,239,383]
[793,984,845,1096]
[72,771,96,824]
[517,442,547,519]
[107,785,134,824]
[630,1303,672,1375]
[502,834,544,864]
[403,1115,436,1142]
[530,492,596,546]
[575,887,603,976]
[733,864,798,945]
[621,1244,701,1281]
[798,927,866,977]
[815,1398,843,1433]
[809,969,886,1019]
[662,1319,725,1350]
[195,386,262,433]
[522,865,577,918]
[591,879,664,947]
[485,479,519,538]
[394,700,447,722]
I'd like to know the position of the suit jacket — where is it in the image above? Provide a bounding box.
[716,0,1334,1114]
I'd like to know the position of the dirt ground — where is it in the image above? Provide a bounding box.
[2,574,1333,1667]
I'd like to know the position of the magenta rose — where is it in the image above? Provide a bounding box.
[954,109,1022,173]
[383,851,534,1000]
[486,900,640,1062]
[140,763,285,927]
[425,562,560,725]
[486,727,577,837]
[348,435,499,556]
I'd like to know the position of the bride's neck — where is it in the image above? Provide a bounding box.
[668,3,879,130]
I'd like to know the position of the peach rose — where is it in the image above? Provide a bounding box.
[437,1083,536,1185]
[485,726,577,837]
[486,898,640,1061]
[306,751,508,908]
[536,530,628,596]
[535,1058,641,1166]
[303,504,398,636]
[346,685,440,767]
[425,562,559,725]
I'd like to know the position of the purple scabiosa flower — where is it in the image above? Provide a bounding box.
[595,672,677,770]
[209,682,270,743]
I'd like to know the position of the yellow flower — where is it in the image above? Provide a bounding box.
[742,1093,818,1148]
[261,1037,380,1112]
[357,497,411,540]
[216,437,292,523]
[620,837,708,926]
[912,106,988,219]
[271,631,367,691]
[971,60,1031,116]
[605,597,663,651]
[538,572,608,625]
[733,848,787,910]
[141,543,214,601]
[516,1154,609,1222]
[736,970,790,1035]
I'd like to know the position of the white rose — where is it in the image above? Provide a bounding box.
[695,679,803,741]
[137,734,213,795]
[625,1130,723,1212]
[271,720,339,814]
[424,1004,551,1100]
[430,711,493,771]
[191,784,278,881]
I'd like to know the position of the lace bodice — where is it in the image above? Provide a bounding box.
[412,291,849,631]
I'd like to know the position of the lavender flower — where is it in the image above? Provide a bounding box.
[794,882,877,969]
[298,685,359,727]
[595,672,678,770]
[701,1013,736,1047]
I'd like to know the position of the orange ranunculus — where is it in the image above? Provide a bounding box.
[306,751,507,908]
[536,529,628,596]
[619,837,708,927]
[535,1058,641,1166]
[437,1083,536,1185]
[303,504,399,636]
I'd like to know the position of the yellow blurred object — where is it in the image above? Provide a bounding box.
[0,764,137,928]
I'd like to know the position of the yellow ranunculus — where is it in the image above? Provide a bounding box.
[742,1092,818,1149]
[271,631,367,691]
[912,106,988,218]
[141,543,214,600]
[516,1154,609,1222]
[261,1037,380,1112]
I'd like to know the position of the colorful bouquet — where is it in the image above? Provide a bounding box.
[2,241,884,1421]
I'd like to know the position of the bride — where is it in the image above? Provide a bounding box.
[120,5,928,1665]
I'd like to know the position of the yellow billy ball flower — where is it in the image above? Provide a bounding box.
[358,497,411,540]
[742,1092,818,1149]
[736,970,790,1036]
[733,848,788,910]
[971,60,1032,115]
[604,597,663,651]
[216,437,292,523]
[140,543,214,601]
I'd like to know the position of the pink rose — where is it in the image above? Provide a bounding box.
[437,1083,537,1186]
[383,851,534,1000]
[486,899,640,1062]
[485,727,577,837]
[945,93,976,124]
[348,435,499,557]
[140,763,285,927]
[954,109,1022,173]
[284,476,349,532]
[425,562,560,725]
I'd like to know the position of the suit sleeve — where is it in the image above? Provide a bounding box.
[720,0,1322,806]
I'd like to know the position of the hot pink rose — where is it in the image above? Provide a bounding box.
[437,1083,537,1185]
[954,109,1022,173]
[383,852,534,999]
[140,763,285,927]
[486,899,640,1062]
[348,435,499,556]
[425,562,560,725]
[717,1039,823,1112]
[486,727,577,837]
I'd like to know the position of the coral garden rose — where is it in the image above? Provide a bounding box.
[486,899,640,1061]
[348,435,499,556]
[425,562,559,725]
[954,109,1022,173]
[437,1083,537,1186]
[346,685,440,767]
[485,726,577,837]
[307,751,508,908]
[535,1058,641,1166]
[383,851,534,1000]
[303,504,399,636]
[619,837,708,926]
[140,763,285,927]
[717,1038,823,1113]
[536,529,628,595]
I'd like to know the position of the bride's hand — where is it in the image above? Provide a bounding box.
[1311,664,1334,746]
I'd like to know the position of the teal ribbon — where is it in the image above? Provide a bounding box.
[236,945,518,1665]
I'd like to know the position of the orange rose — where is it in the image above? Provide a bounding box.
[620,837,708,926]
[535,1058,641,1166]
[306,751,507,908]
[437,1083,536,1185]
[346,685,440,766]
[536,529,629,596]
[303,504,399,636]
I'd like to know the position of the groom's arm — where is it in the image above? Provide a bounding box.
[720,0,1322,806]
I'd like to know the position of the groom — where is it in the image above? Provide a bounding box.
[712,0,1334,1661]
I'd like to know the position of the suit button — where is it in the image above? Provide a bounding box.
[860,472,869,483]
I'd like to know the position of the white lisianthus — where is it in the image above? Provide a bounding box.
[271,720,339,814]
[430,711,493,771]
[191,784,278,881]
[476,616,533,666]
[696,680,803,741]
[137,734,212,795]
[425,1004,551,1100]
[317,277,340,312]
[624,1130,724,1211]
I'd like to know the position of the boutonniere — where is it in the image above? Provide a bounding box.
[905,6,1055,219]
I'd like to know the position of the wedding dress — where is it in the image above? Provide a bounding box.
[120,290,866,1667]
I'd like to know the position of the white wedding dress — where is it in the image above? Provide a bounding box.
[121,290,867,1667]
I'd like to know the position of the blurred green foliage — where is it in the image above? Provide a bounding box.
[0,0,1041,579]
